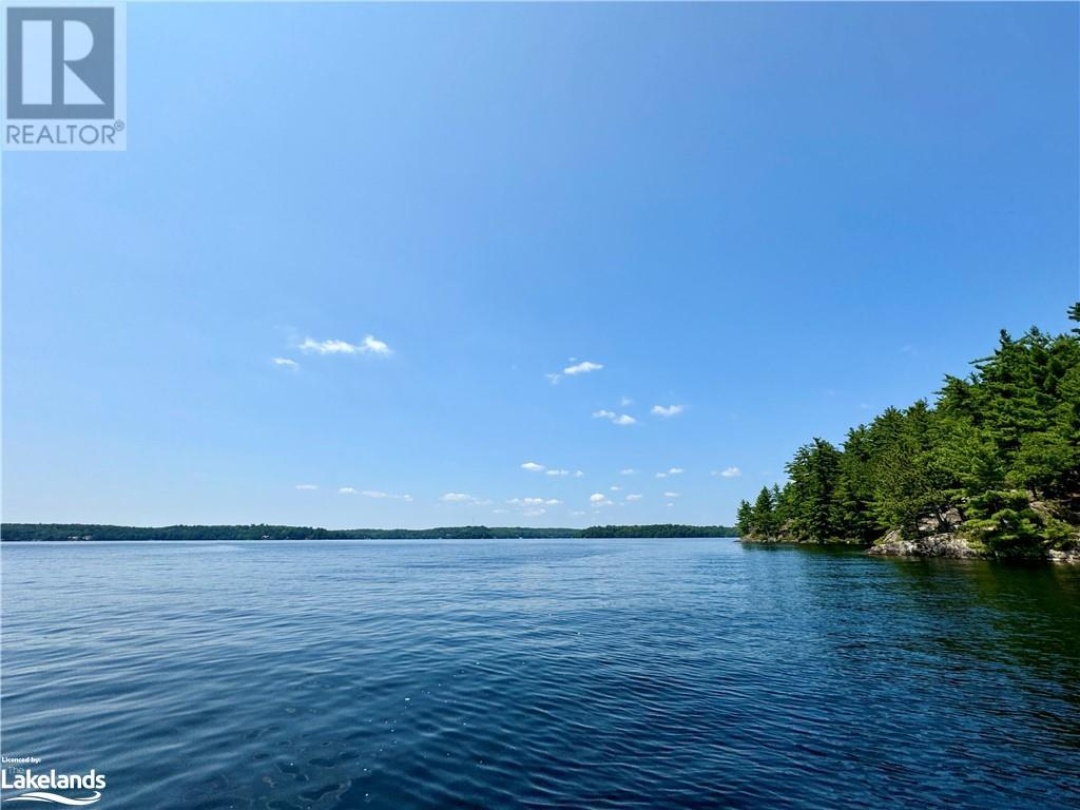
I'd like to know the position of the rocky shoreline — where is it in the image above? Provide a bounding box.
[740,531,1080,563]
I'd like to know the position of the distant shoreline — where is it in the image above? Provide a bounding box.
[0,523,740,542]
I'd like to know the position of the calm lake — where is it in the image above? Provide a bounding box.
[2,539,1078,809]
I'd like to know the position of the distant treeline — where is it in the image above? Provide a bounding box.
[579,524,738,538]
[1,523,737,542]
[737,303,1080,557]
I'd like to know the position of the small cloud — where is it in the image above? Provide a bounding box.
[570,510,587,516]
[361,335,391,355]
[299,335,392,356]
[295,484,318,491]
[589,493,608,504]
[625,494,643,502]
[338,487,357,494]
[545,373,562,385]
[574,470,585,478]
[666,502,675,508]
[619,468,637,476]
[663,491,681,498]
[362,490,413,501]
[610,485,622,492]
[668,468,684,475]
[273,357,299,370]
[523,508,546,517]
[510,497,562,506]
[656,472,667,479]
[440,492,476,502]
[593,410,636,426]
[620,396,634,407]
[714,466,742,478]
[564,360,603,376]
[651,404,684,418]
[546,468,570,476]
[521,461,546,472]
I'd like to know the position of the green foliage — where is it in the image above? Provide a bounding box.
[752,486,778,538]
[736,500,753,537]
[784,438,844,542]
[743,303,1080,557]
[963,490,1052,557]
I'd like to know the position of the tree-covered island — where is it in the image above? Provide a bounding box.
[737,304,1080,561]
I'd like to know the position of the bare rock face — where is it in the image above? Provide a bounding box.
[916,508,966,536]
[1046,547,1080,563]
[868,532,983,559]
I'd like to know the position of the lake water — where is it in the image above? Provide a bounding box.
[2,539,1078,809]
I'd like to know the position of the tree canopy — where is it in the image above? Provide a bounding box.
[737,304,1080,557]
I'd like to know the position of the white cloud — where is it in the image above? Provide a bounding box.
[625,493,643,502]
[668,468,684,475]
[570,510,587,516]
[510,497,563,507]
[619,468,638,476]
[663,491,681,498]
[666,502,675,508]
[295,484,318,491]
[621,396,634,407]
[361,335,391,354]
[610,485,622,492]
[574,470,585,478]
[714,467,742,478]
[299,335,392,356]
[589,493,607,504]
[546,468,570,477]
[655,472,667,479]
[338,487,357,494]
[440,492,476,502]
[546,373,563,385]
[273,357,299,370]
[362,490,413,501]
[523,508,546,517]
[651,404,684,418]
[564,360,603,376]
[521,461,546,472]
[593,410,636,426]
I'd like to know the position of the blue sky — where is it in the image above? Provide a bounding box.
[3,3,1077,529]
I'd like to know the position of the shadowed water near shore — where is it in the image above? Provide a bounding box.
[2,540,1078,809]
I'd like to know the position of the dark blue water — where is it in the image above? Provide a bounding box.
[2,539,1078,809]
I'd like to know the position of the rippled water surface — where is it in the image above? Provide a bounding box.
[2,539,1079,809]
